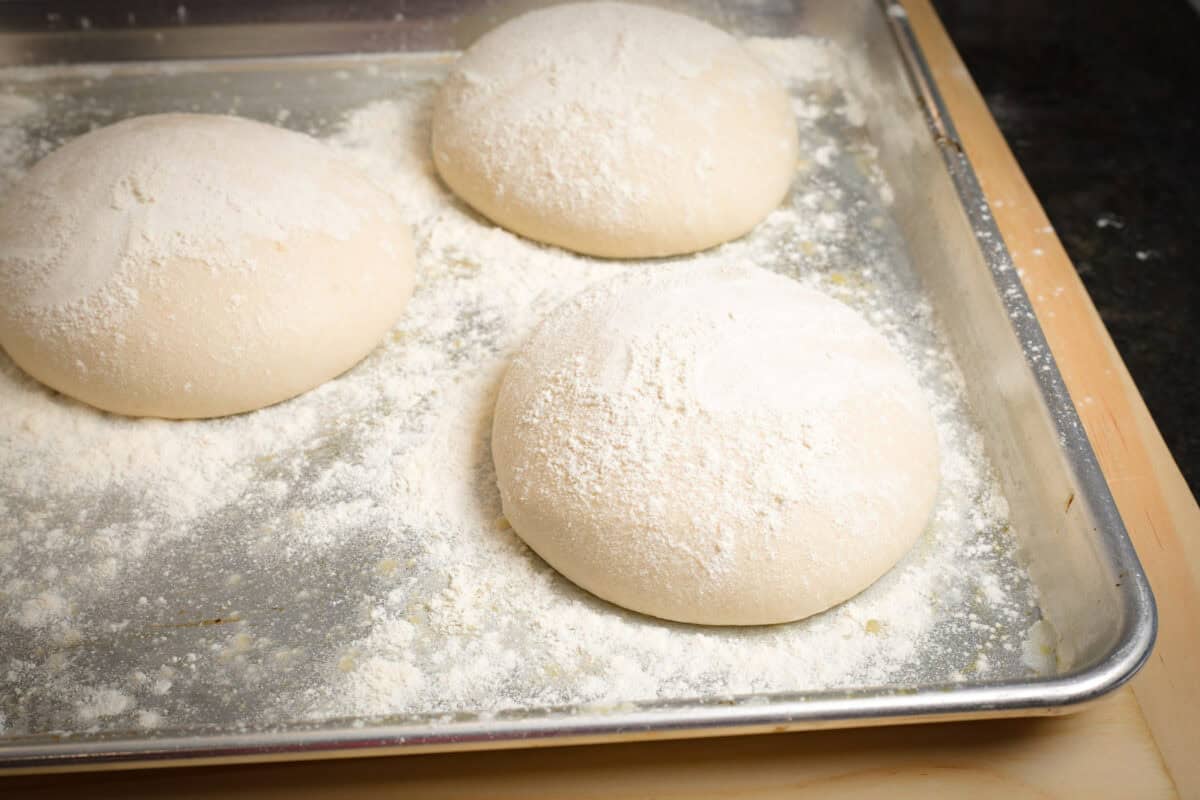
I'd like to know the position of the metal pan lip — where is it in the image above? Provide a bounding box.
[0,649,1156,773]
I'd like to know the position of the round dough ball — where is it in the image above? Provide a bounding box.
[0,113,415,419]
[492,264,941,626]
[432,2,799,259]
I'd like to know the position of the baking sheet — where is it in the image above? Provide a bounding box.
[0,0,1154,772]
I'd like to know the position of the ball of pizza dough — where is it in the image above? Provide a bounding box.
[432,2,799,258]
[492,264,941,625]
[0,113,415,419]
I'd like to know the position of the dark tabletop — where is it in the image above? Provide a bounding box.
[931,0,1200,495]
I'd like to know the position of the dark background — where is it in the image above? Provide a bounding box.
[930,0,1200,494]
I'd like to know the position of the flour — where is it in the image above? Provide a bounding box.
[0,107,418,420]
[491,264,942,625]
[16,590,68,630]
[431,3,798,258]
[0,38,1043,739]
[0,115,369,319]
[76,688,132,724]
[436,2,741,235]
[0,94,43,194]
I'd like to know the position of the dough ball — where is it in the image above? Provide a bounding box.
[492,264,940,625]
[432,2,799,259]
[0,113,415,419]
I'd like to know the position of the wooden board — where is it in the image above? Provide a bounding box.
[6,0,1197,796]
[0,691,1176,799]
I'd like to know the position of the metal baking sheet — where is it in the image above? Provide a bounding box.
[0,0,1155,773]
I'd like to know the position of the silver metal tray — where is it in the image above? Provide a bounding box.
[0,0,1155,773]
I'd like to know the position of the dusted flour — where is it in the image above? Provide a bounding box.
[0,39,1046,740]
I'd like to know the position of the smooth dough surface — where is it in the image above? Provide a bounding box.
[431,2,799,259]
[492,264,941,626]
[0,113,415,419]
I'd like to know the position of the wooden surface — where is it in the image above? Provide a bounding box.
[8,0,1198,796]
[0,692,1176,799]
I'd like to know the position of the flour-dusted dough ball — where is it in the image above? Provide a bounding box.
[493,264,941,625]
[0,114,415,419]
[432,2,799,259]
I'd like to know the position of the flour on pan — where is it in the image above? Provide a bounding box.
[0,38,1045,736]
